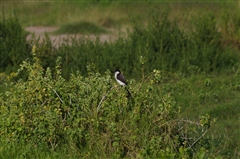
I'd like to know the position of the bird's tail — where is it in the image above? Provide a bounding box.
[125,87,132,99]
[125,86,134,111]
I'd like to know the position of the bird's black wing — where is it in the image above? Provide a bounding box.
[117,73,127,85]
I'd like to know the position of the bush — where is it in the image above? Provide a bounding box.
[190,13,226,72]
[1,10,238,79]
[0,14,31,73]
[0,54,215,158]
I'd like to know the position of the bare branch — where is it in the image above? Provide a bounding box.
[43,81,65,104]
[188,129,208,150]
[178,119,202,126]
[97,85,117,112]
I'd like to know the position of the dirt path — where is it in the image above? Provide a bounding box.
[25,26,124,47]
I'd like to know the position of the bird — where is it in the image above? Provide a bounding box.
[114,69,132,98]
[114,69,127,86]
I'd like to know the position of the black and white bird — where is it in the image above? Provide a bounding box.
[114,69,127,86]
[114,69,132,98]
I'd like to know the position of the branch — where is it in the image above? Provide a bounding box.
[188,128,208,150]
[43,82,65,104]
[97,85,116,112]
[178,119,202,126]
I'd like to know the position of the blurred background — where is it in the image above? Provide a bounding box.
[1,0,239,42]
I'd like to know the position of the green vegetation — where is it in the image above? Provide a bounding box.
[1,1,239,32]
[0,55,219,158]
[54,21,108,35]
[0,15,31,74]
[1,1,240,158]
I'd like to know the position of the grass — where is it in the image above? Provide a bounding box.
[172,73,240,157]
[0,1,146,27]
[0,140,73,159]
[54,21,108,35]
[1,1,240,33]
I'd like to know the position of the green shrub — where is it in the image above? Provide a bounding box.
[35,10,237,79]
[0,14,31,73]
[0,54,215,158]
[190,13,224,72]
[1,10,238,80]
[127,11,236,75]
[128,10,188,74]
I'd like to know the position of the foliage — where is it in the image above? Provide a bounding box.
[1,5,240,158]
[1,10,239,79]
[31,11,239,78]
[0,15,31,73]
[0,54,216,158]
[128,10,237,75]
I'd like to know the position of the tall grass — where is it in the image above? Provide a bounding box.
[0,15,31,74]
[1,1,239,27]
[1,8,239,78]
[28,10,238,79]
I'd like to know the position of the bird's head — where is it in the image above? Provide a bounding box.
[114,68,121,74]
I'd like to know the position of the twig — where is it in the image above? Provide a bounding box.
[68,93,72,105]
[97,85,116,112]
[152,118,201,126]
[41,98,50,107]
[51,86,64,104]
[178,119,202,126]
[188,129,208,150]
[43,82,65,104]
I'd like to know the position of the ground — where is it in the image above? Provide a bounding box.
[25,26,126,47]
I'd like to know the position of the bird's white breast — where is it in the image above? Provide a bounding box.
[114,71,126,86]
[114,71,120,79]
